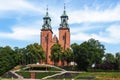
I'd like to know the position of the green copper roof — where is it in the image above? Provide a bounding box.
[62,10,67,16]
[60,4,69,29]
[42,5,52,30]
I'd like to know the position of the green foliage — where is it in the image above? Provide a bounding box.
[71,43,80,57]
[61,48,73,66]
[0,43,45,76]
[115,52,120,70]
[26,43,45,64]
[50,44,62,65]
[87,38,105,64]
[50,44,73,66]
[14,43,45,65]
[104,53,115,63]
[0,46,18,76]
[71,38,105,71]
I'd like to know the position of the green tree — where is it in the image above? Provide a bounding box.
[87,38,105,64]
[26,43,45,64]
[71,43,80,63]
[60,52,66,66]
[50,44,62,65]
[14,43,45,65]
[76,41,92,70]
[115,52,120,70]
[15,48,27,65]
[0,43,45,76]
[71,38,105,71]
[0,46,18,76]
[64,48,73,66]
[104,53,115,63]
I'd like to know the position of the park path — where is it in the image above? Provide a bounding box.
[10,71,24,79]
[10,64,82,80]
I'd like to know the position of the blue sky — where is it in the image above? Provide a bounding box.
[0,0,120,54]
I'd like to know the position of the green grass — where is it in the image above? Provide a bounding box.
[49,67,62,71]
[3,72,120,80]
[16,72,59,79]
[0,78,18,80]
[16,72,30,78]
[35,72,58,79]
[75,72,120,80]
[0,78,75,80]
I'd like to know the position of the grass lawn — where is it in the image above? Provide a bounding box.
[0,78,18,80]
[16,71,59,79]
[2,72,120,80]
[75,72,120,80]
[35,72,59,79]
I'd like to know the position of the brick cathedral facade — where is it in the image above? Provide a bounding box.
[40,6,70,65]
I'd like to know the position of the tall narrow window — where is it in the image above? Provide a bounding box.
[63,36,65,40]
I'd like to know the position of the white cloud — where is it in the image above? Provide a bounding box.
[70,24,104,34]
[0,0,62,27]
[106,25,120,39]
[0,24,40,41]
[71,24,120,44]
[68,3,120,44]
[0,0,120,45]
[0,0,44,18]
[71,32,90,41]
[71,32,112,44]
[0,20,58,41]
[69,4,120,24]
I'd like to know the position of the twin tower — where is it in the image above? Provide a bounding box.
[40,6,70,64]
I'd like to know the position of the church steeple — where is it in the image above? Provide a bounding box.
[42,5,52,30]
[60,3,69,29]
[41,5,70,66]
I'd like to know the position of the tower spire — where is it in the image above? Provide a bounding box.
[59,3,69,29]
[46,4,49,17]
[64,3,66,12]
[63,3,66,15]
[42,4,52,30]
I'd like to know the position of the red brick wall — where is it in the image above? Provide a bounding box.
[41,29,53,64]
[40,28,70,66]
[59,28,70,51]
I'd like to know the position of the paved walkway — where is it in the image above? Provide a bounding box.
[11,64,82,80]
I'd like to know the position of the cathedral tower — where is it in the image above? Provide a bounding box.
[40,6,53,64]
[40,5,70,65]
[59,4,70,51]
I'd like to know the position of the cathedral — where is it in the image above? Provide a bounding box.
[40,5,70,65]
